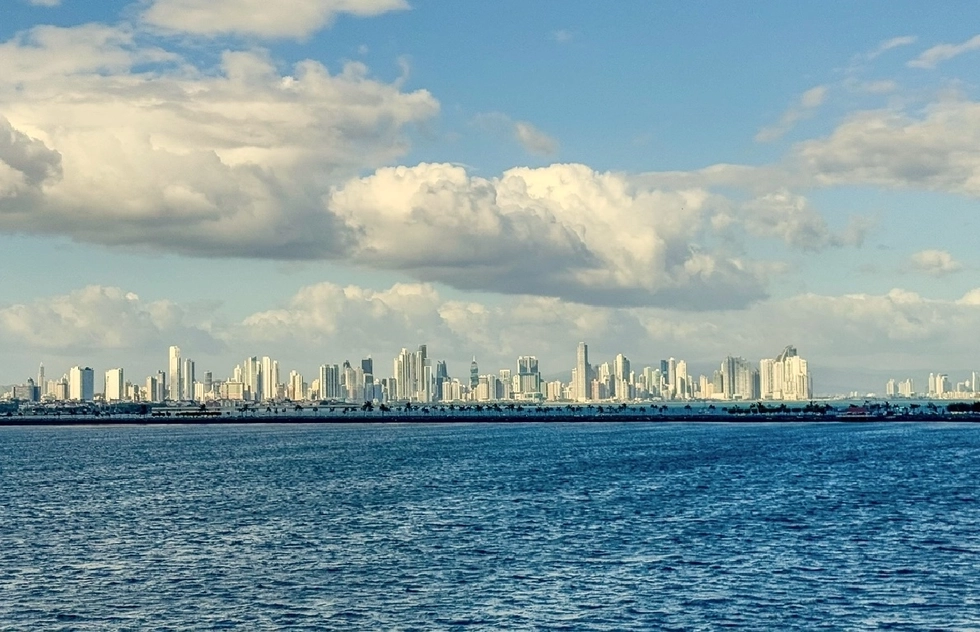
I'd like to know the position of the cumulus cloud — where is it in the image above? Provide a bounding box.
[0,25,438,258]
[142,0,410,39]
[0,286,220,355]
[0,117,61,201]
[740,191,868,251]
[907,249,962,276]
[328,162,771,308]
[755,85,828,143]
[909,34,980,69]
[793,101,980,195]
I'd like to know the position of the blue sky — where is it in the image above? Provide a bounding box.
[1,0,980,393]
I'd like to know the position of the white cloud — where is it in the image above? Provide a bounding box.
[0,25,438,258]
[740,190,867,251]
[0,286,220,355]
[868,35,917,60]
[756,85,828,143]
[513,121,559,156]
[142,0,410,39]
[794,101,980,195]
[328,162,771,308]
[908,249,962,276]
[474,112,559,156]
[909,34,980,69]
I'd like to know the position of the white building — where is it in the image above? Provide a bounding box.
[105,368,124,402]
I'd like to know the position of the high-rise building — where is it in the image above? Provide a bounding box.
[435,360,449,401]
[260,356,279,401]
[516,356,542,400]
[242,357,260,401]
[105,368,124,402]
[470,357,479,390]
[69,366,95,401]
[614,354,631,401]
[885,379,897,398]
[145,375,159,403]
[575,342,590,402]
[168,346,182,401]
[182,358,195,401]
[37,363,45,394]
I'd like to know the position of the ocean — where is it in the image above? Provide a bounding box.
[2,422,979,629]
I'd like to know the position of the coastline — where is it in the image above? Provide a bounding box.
[3,411,979,426]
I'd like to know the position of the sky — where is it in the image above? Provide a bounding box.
[2,0,980,394]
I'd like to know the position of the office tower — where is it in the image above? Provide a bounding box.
[721,356,755,400]
[759,358,775,399]
[667,358,677,399]
[614,354,631,401]
[435,360,448,401]
[899,378,914,397]
[361,357,373,376]
[168,346,182,400]
[289,371,305,401]
[105,368,124,402]
[156,370,167,402]
[936,374,949,397]
[204,371,213,396]
[575,342,590,402]
[145,375,158,403]
[470,357,479,390]
[675,360,689,400]
[69,366,95,401]
[516,356,542,399]
[260,356,279,401]
[242,357,259,401]
[182,358,195,401]
[498,369,512,400]
[37,363,44,394]
[317,364,341,399]
[394,349,412,400]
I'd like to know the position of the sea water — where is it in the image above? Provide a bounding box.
[1,422,979,630]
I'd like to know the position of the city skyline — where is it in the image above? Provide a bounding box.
[6,341,818,404]
[2,2,980,391]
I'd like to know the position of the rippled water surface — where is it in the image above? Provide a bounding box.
[2,422,980,630]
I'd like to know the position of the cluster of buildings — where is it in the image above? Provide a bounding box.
[885,372,980,400]
[569,343,811,403]
[4,343,815,406]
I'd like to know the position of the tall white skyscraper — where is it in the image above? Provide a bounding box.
[614,354,631,401]
[575,342,590,402]
[168,345,182,401]
[105,368,124,402]
[69,366,95,401]
[260,356,280,401]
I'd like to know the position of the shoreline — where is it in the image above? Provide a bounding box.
[2,412,979,426]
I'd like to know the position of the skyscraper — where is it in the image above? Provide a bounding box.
[260,356,279,401]
[168,345,182,401]
[470,357,479,390]
[575,342,589,402]
[105,368,124,402]
[69,366,95,401]
[182,358,195,401]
